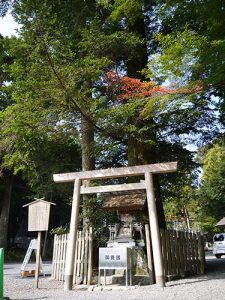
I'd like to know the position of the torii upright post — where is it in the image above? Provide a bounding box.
[145,172,165,287]
[53,161,177,290]
[64,178,81,291]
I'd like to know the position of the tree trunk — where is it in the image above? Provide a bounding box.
[126,11,166,229]
[0,172,14,250]
[183,206,191,232]
[81,114,95,227]
[81,114,95,172]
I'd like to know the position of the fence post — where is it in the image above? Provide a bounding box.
[0,248,3,299]
[87,227,93,285]
[145,224,154,284]
[198,233,205,274]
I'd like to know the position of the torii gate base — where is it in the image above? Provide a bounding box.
[53,162,177,290]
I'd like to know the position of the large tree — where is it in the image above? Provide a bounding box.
[0,0,147,240]
[0,0,213,242]
[150,0,225,231]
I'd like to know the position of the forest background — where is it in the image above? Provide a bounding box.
[0,0,225,254]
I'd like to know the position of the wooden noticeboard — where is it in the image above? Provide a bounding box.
[28,201,50,231]
[23,199,55,232]
[23,198,55,288]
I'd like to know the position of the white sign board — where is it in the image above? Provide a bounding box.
[99,247,131,269]
[98,247,132,286]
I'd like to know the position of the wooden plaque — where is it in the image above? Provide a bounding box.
[28,201,50,231]
[23,199,55,232]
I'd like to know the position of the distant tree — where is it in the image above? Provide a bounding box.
[199,142,225,227]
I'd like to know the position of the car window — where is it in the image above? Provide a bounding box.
[214,234,225,242]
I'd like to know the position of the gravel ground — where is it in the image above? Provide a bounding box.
[4,253,225,300]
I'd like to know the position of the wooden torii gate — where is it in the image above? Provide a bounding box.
[53,161,177,290]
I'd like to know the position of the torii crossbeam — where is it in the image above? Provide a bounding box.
[53,161,177,290]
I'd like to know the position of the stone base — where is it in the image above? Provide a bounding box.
[113,275,151,286]
[97,275,151,286]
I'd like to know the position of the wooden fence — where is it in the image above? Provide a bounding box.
[51,227,93,284]
[160,229,205,279]
[51,227,204,284]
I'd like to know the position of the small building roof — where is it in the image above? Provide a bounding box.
[216,217,225,227]
[102,191,147,212]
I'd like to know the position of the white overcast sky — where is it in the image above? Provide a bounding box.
[0,13,19,37]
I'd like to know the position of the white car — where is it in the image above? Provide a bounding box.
[213,233,225,258]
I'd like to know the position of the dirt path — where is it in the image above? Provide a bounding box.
[3,253,225,300]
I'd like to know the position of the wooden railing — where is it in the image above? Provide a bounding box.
[51,227,93,284]
[160,229,205,279]
[52,226,205,285]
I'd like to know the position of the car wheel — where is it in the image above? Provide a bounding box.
[216,254,222,258]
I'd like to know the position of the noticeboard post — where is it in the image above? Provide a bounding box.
[23,198,55,288]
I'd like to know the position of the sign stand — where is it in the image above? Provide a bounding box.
[21,239,44,277]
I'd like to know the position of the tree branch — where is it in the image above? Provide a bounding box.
[42,38,124,143]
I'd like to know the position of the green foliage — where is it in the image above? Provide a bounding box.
[199,142,225,225]
[149,28,207,83]
[81,195,120,246]
[5,248,27,263]
[104,0,143,25]
[50,225,69,235]
[164,178,200,228]
[154,0,225,123]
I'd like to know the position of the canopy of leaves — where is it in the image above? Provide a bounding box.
[152,1,225,121]
[1,0,220,237]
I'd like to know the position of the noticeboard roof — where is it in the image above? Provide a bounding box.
[23,198,56,207]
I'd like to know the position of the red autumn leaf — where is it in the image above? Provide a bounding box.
[104,71,203,101]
